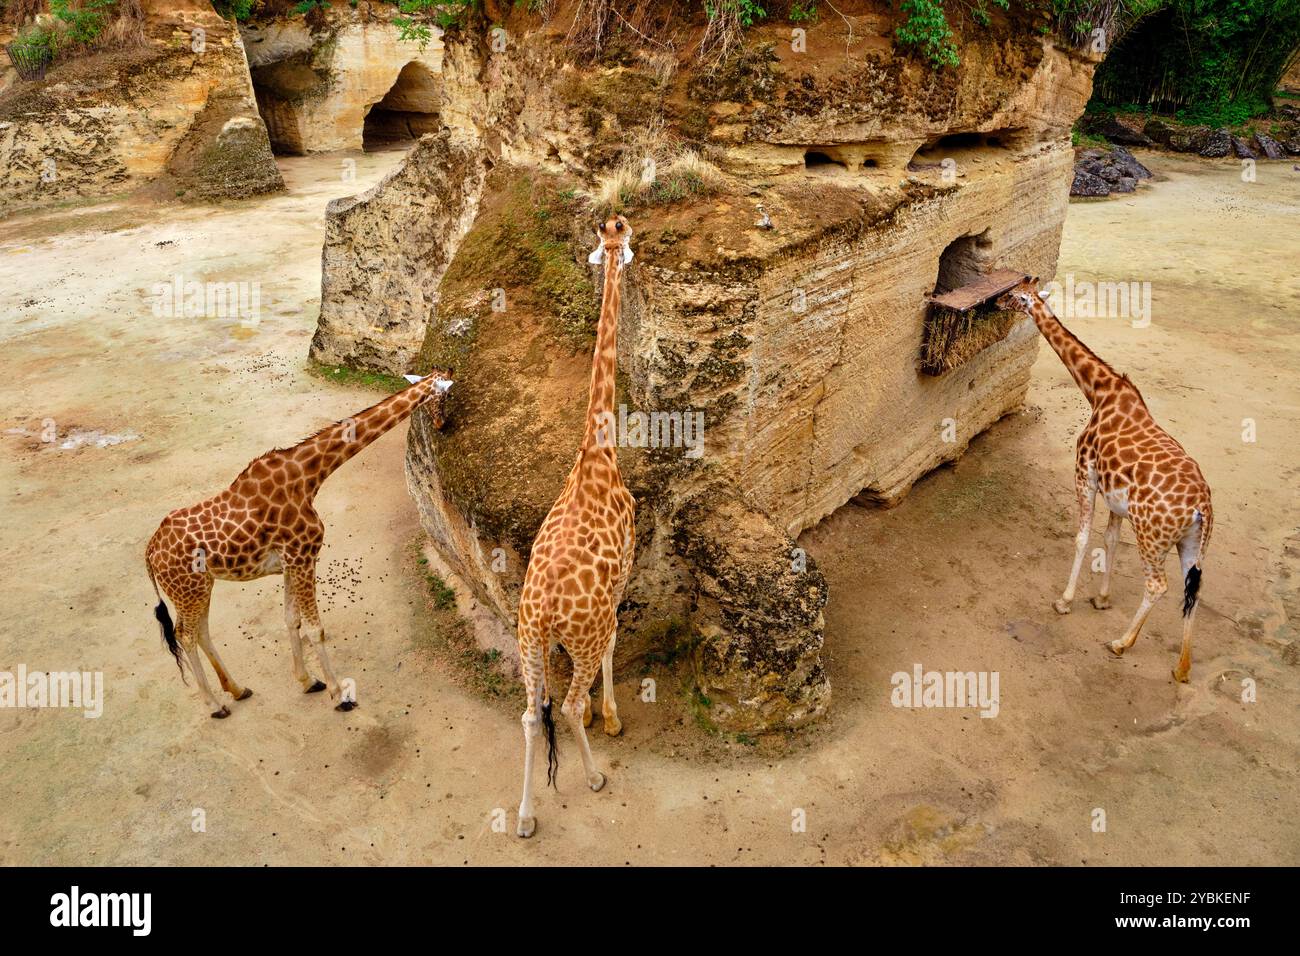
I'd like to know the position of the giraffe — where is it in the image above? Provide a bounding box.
[997,277,1212,682]
[514,215,637,838]
[145,369,454,717]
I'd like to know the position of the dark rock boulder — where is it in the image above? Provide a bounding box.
[1071,168,1110,197]
[1143,118,1175,146]
[1199,128,1233,158]
[1231,136,1258,160]
[1071,145,1149,197]
[1099,118,1153,147]
[1254,132,1285,160]
[1168,125,1213,153]
[1110,146,1152,179]
[1096,163,1124,183]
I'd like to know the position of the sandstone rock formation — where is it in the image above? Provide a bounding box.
[0,1,281,211]
[314,5,1100,732]
[311,130,487,372]
[241,16,447,154]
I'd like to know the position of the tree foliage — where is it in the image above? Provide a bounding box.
[1091,0,1300,121]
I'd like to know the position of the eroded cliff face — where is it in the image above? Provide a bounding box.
[0,1,282,211]
[242,15,447,155]
[313,4,1098,732]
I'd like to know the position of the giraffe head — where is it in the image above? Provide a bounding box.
[995,276,1045,314]
[402,366,455,429]
[587,215,634,267]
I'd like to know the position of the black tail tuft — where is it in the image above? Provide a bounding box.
[542,699,559,789]
[1183,565,1202,617]
[155,600,185,679]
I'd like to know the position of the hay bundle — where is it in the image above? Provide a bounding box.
[920,301,1019,376]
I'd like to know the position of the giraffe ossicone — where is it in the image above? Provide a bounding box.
[145,369,453,718]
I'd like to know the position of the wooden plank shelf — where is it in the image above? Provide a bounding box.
[925,268,1029,312]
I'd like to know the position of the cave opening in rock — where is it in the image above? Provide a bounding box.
[910,128,1029,167]
[363,61,442,152]
[804,149,846,171]
[934,229,994,295]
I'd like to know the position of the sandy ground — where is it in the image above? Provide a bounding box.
[1,150,1296,866]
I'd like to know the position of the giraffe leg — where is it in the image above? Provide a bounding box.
[287,563,350,710]
[179,610,229,718]
[600,632,621,736]
[1055,477,1097,615]
[283,571,324,693]
[516,643,544,838]
[1091,511,1122,610]
[1173,524,1202,683]
[1107,549,1167,657]
[198,610,251,702]
[582,689,593,728]
[561,658,606,793]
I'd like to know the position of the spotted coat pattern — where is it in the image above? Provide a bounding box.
[999,279,1212,682]
[514,217,636,837]
[145,372,452,717]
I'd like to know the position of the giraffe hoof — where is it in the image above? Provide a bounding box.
[211,706,231,719]
[1105,640,1125,657]
[1172,668,1190,684]
[335,699,357,712]
[604,716,622,737]
[305,680,327,694]
[588,771,606,793]
[517,816,537,838]
[235,687,254,701]
[1091,597,1112,610]
[1053,599,1072,615]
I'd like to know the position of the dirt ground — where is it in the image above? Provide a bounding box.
[1,150,1296,866]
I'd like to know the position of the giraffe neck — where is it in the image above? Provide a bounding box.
[292,377,443,496]
[1027,299,1117,406]
[581,252,622,451]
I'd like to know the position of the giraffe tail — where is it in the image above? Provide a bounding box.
[147,562,185,678]
[541,629,559,789]
[1183,504,1212,617]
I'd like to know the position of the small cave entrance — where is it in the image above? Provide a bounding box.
[933,230,994,295]
[804,149,846,171]
[363,61,442,152]
[803,143,893,175]
[249,55,326,156]
[921,230,1017,376]
[909,128,1030,169]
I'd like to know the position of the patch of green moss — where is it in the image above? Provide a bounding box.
[411,549,517,701]
[688,685,719,734]
[434,168,598,352]
[638,618,697,671]
[307,360,409,393]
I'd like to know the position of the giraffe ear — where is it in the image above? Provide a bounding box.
[433,378,453,393]
[587,244,605,265]
[403,374,424,384]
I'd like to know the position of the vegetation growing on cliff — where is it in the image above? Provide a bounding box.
[4,0,145,58]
